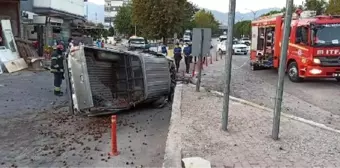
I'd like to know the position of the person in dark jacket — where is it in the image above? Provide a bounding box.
[183,43,192,73]
[161,43,168,55]
[50,45,65,96]
[173,43,182,72]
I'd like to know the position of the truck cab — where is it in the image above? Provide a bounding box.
[250,10,340,82]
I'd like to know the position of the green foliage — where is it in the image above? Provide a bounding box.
[114,3,135,36]
[97,23,104,29]
[102,29,109,39]
[326,0,340,15]
[304,0,327,15]
[260,10,282,17]
[108,27,115,36]
[281,5,301,13]
[233,20,251,38]
[179,1,199,35]
[132,0,186,39]
[193,9,220,34]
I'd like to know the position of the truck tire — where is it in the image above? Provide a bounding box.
[288,61,303,82]
[336,78,340,82]
[250,63,259,71]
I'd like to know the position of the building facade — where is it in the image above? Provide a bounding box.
[0,0,21,37]
[104,0,129,26]
[20,0,85,46]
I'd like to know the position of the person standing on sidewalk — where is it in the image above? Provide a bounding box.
[173,43,182,72]
[183,43,192,73]
[161,43,168,56]
[50,45,65,96]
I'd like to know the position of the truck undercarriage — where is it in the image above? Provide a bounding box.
[65,46,176,116]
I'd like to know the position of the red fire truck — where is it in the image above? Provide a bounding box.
[250,10,340,82]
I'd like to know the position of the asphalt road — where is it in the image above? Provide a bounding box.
[0,70,171,167]
[199,40,340,130]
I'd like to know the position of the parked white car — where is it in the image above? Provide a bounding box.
[233,43,248,55]
[239,37,251,45]
[217,40,248,55]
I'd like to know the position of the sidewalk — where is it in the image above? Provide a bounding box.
[164,84,340,168]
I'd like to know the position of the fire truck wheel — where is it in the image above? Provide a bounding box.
[250,63,259,71]
[288,61,302,82]
[336,78,340,82]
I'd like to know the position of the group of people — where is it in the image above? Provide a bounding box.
[161,42,193,74]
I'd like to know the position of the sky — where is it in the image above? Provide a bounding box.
[88,0,305,13]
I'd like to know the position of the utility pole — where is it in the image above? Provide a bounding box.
[86,2,89,20]
[245,8,257,20]
[134,25,137,36]
[95,12,98,24]
[272,0,294,140]
[252,11,257,20]
[222,0,236,131]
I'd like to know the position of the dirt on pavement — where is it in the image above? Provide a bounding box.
[0,70,171,167]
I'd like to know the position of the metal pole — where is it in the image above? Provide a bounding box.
[135,25,137,36]
[272,0,294,140]
[86,2,89,20]
[196,29,204,92]
[222,0,236,131]
[37,25,44,57]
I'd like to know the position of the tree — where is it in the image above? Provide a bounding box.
[326,0,340,15]
[132,0,186,41]
[114,3,135,36]
[276,4,302,15]
[233,20,251,38]
[108,27,115,36]
[260,10,282,17]
[102,29,109,39]
[304,0,327,15]
[193,9,220,34]
[97,23,104,29]
[179,1,199,36]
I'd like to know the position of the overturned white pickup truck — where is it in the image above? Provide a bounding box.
[64,46,176,116]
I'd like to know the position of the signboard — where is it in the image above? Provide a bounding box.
[192,28,212,57]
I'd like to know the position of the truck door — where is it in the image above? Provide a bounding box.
[67,46,94,113]
[291,26,309,64]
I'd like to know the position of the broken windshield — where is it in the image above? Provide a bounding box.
[312,24,340,47]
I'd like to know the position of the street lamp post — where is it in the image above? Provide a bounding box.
[245,8,258,19]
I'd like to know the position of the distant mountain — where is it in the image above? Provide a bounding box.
[209,8,281,25]
[85,2,104,23]
[85,3,280,26]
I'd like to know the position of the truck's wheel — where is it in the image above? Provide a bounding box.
[250,63,258,71]
[288,61,303,82]
[336,78,340,82]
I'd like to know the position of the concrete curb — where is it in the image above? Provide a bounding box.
[210,90,340,134]
[162,84,183,168]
